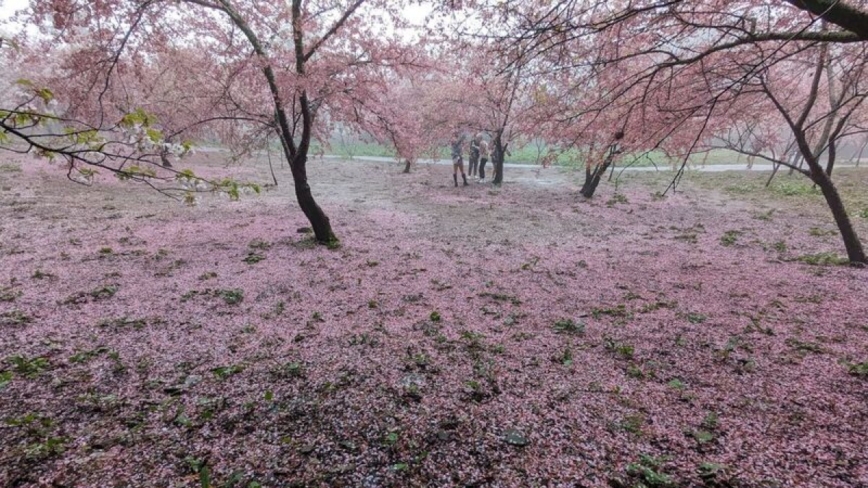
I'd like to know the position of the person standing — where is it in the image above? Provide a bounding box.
[451,132,469,187]
[468,135,480,177]
[477,134,491,181]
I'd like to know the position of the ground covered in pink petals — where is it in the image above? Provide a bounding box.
[1,154,868,487]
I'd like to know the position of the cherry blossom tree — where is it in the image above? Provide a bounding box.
[3,0,422,245]
[452,0,868,263]
[352,76,448,173]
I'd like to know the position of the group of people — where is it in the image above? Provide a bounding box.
[451,132,492,187]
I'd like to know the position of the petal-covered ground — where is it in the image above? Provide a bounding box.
[1,154,867,487]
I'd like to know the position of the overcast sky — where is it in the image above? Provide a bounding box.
[1,0,26,16]
[1,1,432,23]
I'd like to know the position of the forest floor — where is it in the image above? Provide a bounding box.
[1,153,868,488]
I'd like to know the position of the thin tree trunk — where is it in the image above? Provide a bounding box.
[852,138,867,167]
[813,169,866,263]
[290,152,336,244]
[492,131,506,186]
[403,159,411,174]
[580,162,610,198]
[160,149,172,168]
[267,145,278,186]
[826,140,836,176]
[223,0,336,245]
[581,140,620,198]
[765,162,780,187]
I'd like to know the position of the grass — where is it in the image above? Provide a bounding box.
[0,162,23,172]
[720,230,741,246]
[795,252,849,266]
[312,139,750,168]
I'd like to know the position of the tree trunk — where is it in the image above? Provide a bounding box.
[403,159,411,174]
[160,150,172,168]
[826,140,836,176]
[812,170,866,264]
[580,162,610,198]
[582,142,620,198]
[492,131,505,186]
[290,153,336,245]
[852,138,866,167]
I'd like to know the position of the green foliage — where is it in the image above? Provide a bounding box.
[626,363,645,379]
[8,355,50,377]
[248,239,272,250]
[7,412,68,459]
[115,165,157,181]
[772,240,788,253]
[97,316,148,331]
[460,330,486,349]
[478,291,522,305]
[90,284,119,300]
[639,300,677,313]
[119,108,158,128]
[620,414,645,434]
[0,287,21,302]
[271,361,305,378]
[673,223,705,244]
[753,209,775,221]
[859,208,868,219]
[69,346,109,364]
[31,269,56,280]
[557,346,574,366]
[65,127,103,146]
[177,169,198,180]
[383,431,399,446]
[183,457,212,488]
[848,362,868,378]
[697,462,729,484]
[553,319,585,335]
[180,288,245,305]
[686,313,707,324]
[667,379,686,390]
[795,252,849,266]
[25,436,66,459]
[691,430,715,444]
[624,454,674,487]
[243,252,265,264]
[770,180,819,197]
[145,127,163,143]
[349,332,379,347]
[411,353,430,368]
[0,162,22,172]
[0,371,12,389]
[607,193,629,206]
[429,311,441,322]
[809,227,837,237]
[785,338,824,354]
[211,364,244,380]
[719,230,740,246]
[605,338,635,359]
[520,256,540,270]
[591,304,631,319]
[214,178,261,201]
[701,412,719,430]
